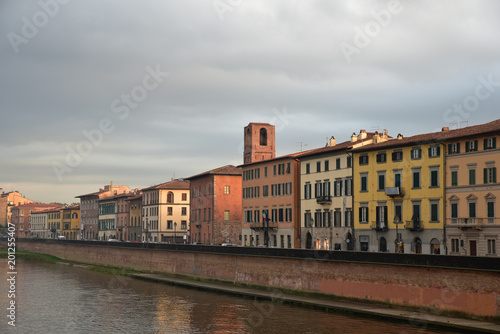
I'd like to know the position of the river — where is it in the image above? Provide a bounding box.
[0,259,462,333]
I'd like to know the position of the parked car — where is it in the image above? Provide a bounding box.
[108,238,120,242]
[57,236,66,240]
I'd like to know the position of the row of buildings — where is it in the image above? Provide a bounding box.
[7,119,500,257]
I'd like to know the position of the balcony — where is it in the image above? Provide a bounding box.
[250,221,278,230]
[370,222,388,231]
[385,187,403,198]
[405,220,423,232]
[316,195,332,205]
[453,218,484,231]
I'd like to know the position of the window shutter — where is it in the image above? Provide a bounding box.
[474,140,478,151]
[484,138,489,150]
[428,147,432,157]
[359,207,362,223]
[465,141,470,152]
[339,181,343,196]
[457,143,460,153]
[436,146,440,156]
[376,206,380,223]
[493,167,497,183]
[448,144,452,155]
[493,137,497,149]
[384,206,388,223]
[484,168,488,184]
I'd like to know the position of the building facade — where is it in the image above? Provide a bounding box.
[11,203,61,238]
[61,205,80,240]
[98,195,119,240]
[47,207,62,239]
[0,190,33,227]
[353,132,445,254]
[186,165,242,245]
[141,180,190,243]
[30,209,50,239]
[299,131,383,250]
[126,193,142,242]
[444,120,500,256]
[76,182,130,240]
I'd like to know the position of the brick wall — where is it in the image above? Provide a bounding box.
[18,240,500,317]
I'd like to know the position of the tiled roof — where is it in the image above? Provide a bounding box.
[62,205,80,210]
[141,179,190,191]
[11,203,62,210]
[98,192,136,202]
[186,165,242,180]
[298,132,380,158]
[125,193,142,201]
[353,118,500,152]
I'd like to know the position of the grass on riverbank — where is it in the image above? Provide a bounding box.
[0,250,61,263]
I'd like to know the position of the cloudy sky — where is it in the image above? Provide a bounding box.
[1,0,500,204]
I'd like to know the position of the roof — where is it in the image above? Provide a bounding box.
[353,118,500,152]
[297,132,380,159]
[61,205,80,210]
[141,179,190,192]
[11,203,62,210]
[125,193,142,201]
[98,192,136,202]
[185,165,242,180]
[31,208,60,214]
[75,191,101,198]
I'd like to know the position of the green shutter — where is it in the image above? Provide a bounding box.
[428,147,432,157]
[384,206,388,223]
[448,144,452,155]
[457,143,460,153]
[493,167,497,183]
[376,206,380,223]
[465,141,470,152]
[484,168,488,184]
[474,140,478,151]
[359,207,362,223]
[493,137,497,149]
[484,138,488,150]
[436,146,440,156]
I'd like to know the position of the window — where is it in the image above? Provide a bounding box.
[376,205,387,224]
[487,239,496,254]
[323,181,330,197]
[255,168,260,179]
[412,168,421,188]
[304,183,311,200]
[334,180,342,197]
[334,209,341,227]
[430,201,439,222]
[469,169,476,185]
[167,221,173,229]
[359,205,368,223]
[487,201,495,219]
[316,161,321,173]
[285,208,292,222]
[264,166,268,177]
[271,184,277,196]
[360,174,368,192]
[376,152,386,163]
[347,156,352,168]
[411,147,422,160]
[273,165,277,176]
[263,185,269,197]
[167,207,173,215]
[344,179,352,196]
[392,151,403,162]
[428,145,440,158]
[345,209,352,227]
[181,207,187,215]
[394,202,402,223]
[448,143,460,154]
[181,220,187,229]
[378,172,385,191]
[394,171,402,188]
[324,160,329,171]
[224,210,230,221]
[412,202,421,222]
[260,128,267,145]
[465,140,478,152]
[224,186,230,194]
[484,167,497,184]
[315,182,322,198]
[451,170,458,186]
[167,192,174,203]
[286,162,291,174]
[279,163,285,175]
[430,167,439,187]
[451,203,458,219]
[468,201,477,218]
[359,155,368,165]
[278,208,284,222]
[255,186,260,198]
[305,163,310,174]
[336,158,341,170]
[182,193,187,201]
[484,137,497,150]
[451,239,460,253]
[304,211,312,227]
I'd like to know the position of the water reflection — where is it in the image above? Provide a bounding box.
[0,260,459,333]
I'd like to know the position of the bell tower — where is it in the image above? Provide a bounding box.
[243,123,275,164]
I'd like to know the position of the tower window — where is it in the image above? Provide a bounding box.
[260,128,267,146]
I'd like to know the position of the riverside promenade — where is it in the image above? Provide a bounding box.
[129,272,500,334]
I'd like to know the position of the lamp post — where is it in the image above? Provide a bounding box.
[174,222,177,244]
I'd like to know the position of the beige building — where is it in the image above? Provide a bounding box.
[299,131,384,250]
[444,119,500,256]
[30,209,50,239]
[141,179,190,243]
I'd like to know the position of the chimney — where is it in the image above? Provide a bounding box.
[329,136,336,147]
[397,133,403,140]
[442,127,450,132]
[383,129,388,138]
[359,130,367,140]
[351,132,358,142]
[373,131,379,143]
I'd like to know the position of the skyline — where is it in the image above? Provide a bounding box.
[2,1,500,203]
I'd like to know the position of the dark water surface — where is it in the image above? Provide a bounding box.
[0,259,461,333]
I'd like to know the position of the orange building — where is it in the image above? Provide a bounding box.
[0,190,33,227]
[11,203,62,238]
[186,165,242,245]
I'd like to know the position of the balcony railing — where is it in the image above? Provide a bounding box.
[370,222,388,231]
[316,195,332,204]
[449,218,484,230]
[385,187,403,197]
[405,220,423,232]
[250,221,278,230]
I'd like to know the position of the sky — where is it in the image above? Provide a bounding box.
[1,0,500,204]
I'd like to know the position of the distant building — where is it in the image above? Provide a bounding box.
[61,205,80,240]
[11,203,62,238]
[97,192,135,241]
[186,165,242,245]
[126,193,142,242]
[0,190,34,227]
[76,182,130,240]
[141,180,190,243]
[47,207,62,239]
[30,209,51,239]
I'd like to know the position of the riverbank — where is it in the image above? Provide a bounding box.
[128,272,500,334]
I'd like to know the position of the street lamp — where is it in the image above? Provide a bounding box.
[174,222,177,244]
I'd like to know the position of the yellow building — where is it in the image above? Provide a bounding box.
[444,119,500,256]
[47,207,61,239]
[353,132,445,254]
[61,205,80,240]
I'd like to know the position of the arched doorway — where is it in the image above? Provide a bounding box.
[379,237,387,252]
[346,233,353,251]
[430,238,440,254]
[413,237,422,254]
[306,232,312,249]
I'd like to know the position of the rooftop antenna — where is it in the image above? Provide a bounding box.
[296,142,307,152]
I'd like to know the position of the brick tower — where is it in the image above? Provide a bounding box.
[243,123,275,164]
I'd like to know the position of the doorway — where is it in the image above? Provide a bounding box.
[469,240,477,256]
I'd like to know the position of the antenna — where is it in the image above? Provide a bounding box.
[296,142,307,152]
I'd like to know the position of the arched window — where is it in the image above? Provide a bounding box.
[167,192,174,204]
[379,237,387,252]
[260,128,267,146]
[430,238,440,254]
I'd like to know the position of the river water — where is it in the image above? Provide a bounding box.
[0,259,461,333]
